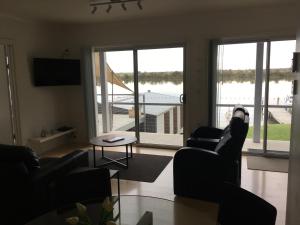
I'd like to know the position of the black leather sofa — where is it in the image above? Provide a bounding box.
[173,109,249,202]
[0,144,111,225]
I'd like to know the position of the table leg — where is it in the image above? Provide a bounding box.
[93,145,96,167]
[102,146,104,158]
[130,143,133,158]
[126,144,128,168]
[117,171,121,213]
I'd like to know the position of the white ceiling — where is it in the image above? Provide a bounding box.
[0,0,296,23]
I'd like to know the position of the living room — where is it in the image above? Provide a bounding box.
[1,1,300,225]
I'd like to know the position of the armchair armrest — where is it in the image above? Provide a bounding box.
[186,137,219,150]
[191,126,224,139]
[173,147,225,202]
[174,147,224,180]
[55,167,112,207]
[32,150,87,185]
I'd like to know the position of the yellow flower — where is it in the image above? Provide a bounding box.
[76,202,87,216]
[102,197,113,212]
[106,221,117,225]
[65,217,79,225]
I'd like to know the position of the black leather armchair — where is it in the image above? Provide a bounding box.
[173,109,249,202]
[187,105,248,150]
[0,144,100,225]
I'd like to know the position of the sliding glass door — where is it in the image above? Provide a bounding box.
[93,46,185,147]
[93,50,136,136]
[213,39,295,156]
[137,48,184,146]
[266,40,295,154]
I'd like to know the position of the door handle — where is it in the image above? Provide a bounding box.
[180,94,185,104]
[293,80,298,96]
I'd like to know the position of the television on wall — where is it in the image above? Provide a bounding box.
[33,58,81,86]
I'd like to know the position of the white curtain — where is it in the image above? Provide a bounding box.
[82,47,97,139]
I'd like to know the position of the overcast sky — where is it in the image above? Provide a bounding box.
[221,40,296,70]
[104,40,296,73]
[106,47,184,73]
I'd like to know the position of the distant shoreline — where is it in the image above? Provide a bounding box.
[116,68,292,84]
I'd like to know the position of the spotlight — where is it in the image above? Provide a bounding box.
[121,3,127,11]
[137,0,143,10]
[91,6,97,14]
[106,4,112,13]
[89,0,144,14]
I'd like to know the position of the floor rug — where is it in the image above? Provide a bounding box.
[247,156,289,173]
[87,150,173,183]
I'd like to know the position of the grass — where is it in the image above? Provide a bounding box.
[247,124,291,141]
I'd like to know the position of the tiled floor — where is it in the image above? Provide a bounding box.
[43,145,288,225]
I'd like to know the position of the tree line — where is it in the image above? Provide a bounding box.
[218,68,293,83]
[116,68,293,84]
[117,71,183,84]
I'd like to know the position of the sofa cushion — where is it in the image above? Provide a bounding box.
[0,144,40,172]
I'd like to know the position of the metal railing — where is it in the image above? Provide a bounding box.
[216,103,292,109]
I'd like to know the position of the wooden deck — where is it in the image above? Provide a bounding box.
[269,108,291,124]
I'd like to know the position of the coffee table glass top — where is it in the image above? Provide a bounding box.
[90,134,137,147]
[26,195,218,225]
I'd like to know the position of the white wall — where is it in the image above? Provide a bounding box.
[58,4,297,140]
[0,15,87,145]
[286,3,300,224]
[0,4,298,147]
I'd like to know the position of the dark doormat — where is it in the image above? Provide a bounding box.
[87,150,173,183]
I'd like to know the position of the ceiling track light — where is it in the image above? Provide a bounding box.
[90,0,143,14]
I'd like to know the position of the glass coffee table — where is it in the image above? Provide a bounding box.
[26,195,218,225]
[90,134,137,168]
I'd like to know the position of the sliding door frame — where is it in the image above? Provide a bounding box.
[95,43,187,149]
[211,37,295,158]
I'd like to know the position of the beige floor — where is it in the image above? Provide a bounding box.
[43,145,288,225]
[244,138,290,152]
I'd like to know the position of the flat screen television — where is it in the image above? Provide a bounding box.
[33,58,81,86]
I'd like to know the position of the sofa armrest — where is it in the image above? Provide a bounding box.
[173,147,225,202]
[0,144,40,171]
[191,126,223,139]
[33,150,87,182]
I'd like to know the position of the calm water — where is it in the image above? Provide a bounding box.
[99,80,292,104]
[97,80,292,127]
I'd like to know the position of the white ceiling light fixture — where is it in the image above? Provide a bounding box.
[90,0,143,14]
